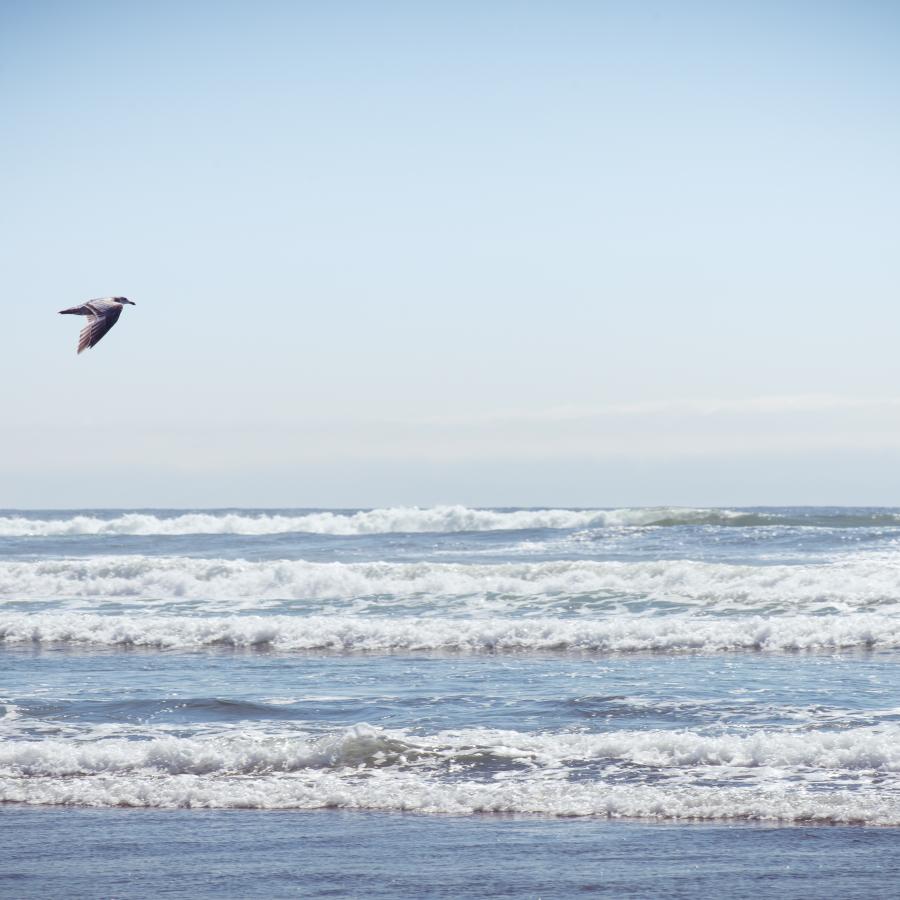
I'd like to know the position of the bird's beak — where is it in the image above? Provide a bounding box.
[126,300,136,305]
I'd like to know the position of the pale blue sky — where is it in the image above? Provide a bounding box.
[2,1,899,507]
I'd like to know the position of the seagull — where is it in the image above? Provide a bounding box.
[59,297,136,354]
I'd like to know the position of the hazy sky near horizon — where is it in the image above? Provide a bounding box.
[3,1,900,507]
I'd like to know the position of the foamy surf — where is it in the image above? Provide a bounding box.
[0,506,851,537]
[4,773,897,823]
[2,610,898,652]
[5,723,899,775]
[2,723,898,823]
[2,556,899,611]
[0,507,616,536]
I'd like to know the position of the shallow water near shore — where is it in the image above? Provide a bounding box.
[2,807,899,899]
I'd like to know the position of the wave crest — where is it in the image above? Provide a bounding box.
[2,610,897,653]
[4,723,900,776]
[0,506,824,537]
[3,723,899,822]
[2,556,899,610]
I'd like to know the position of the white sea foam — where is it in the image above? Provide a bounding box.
[5,723,900,775]
[2,610,898,652]
[3,773,897,822]
[2,556,899,611]
[0,506,771,537]
[0,723,405,776]
[2,723,899,822]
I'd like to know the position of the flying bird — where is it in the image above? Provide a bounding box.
[59,297,136,354]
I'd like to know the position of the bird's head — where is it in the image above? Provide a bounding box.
[113,297,136,305]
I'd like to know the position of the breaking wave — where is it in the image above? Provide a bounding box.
[2,556,899,611]
[5,722,900,775]
[0,507,713,536]
[2,723,898,822]
[2,506,896,537]
[2,610,898,653]
[4,774,896,822]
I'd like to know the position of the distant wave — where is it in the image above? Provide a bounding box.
[2,506,895,537]
[2,723,898,822]
[2,556,899,610]
[2,610,898,652]
[0,507,717,536]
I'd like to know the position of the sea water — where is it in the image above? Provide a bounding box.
[1,507,899,896]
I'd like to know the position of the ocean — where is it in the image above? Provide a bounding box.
[2,506,899,897]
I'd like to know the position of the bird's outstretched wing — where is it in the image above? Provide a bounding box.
[78,305,123,354]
